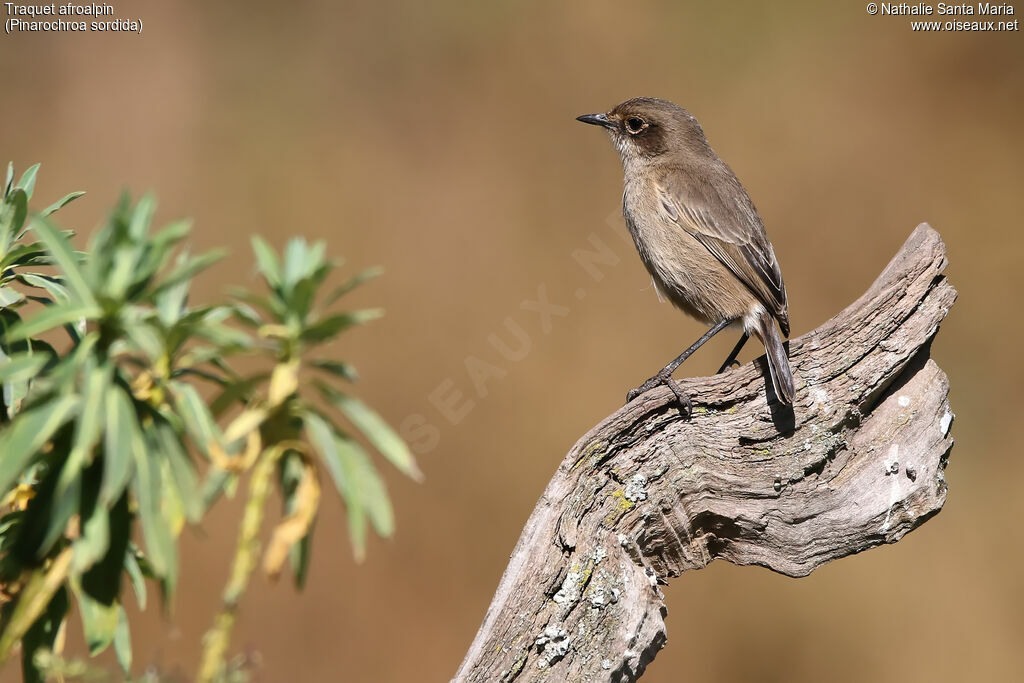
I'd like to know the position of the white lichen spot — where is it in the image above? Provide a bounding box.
[553,571,582,605]
[897,395,910,408]
[589,586,608,607]
[624,474,648,502]
[644,566,658,587]
[592,546,607,564]
[535,626,570,668]
[809,387,829,408]
[602,659,612,670]
[535,626,557,646]
[617,533,628,547]
[940,409,954,436]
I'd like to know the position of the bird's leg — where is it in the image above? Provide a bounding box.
[717,332,749,374]
[626,318,734,409]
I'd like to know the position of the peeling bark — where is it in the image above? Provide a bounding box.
[455,224,957,682]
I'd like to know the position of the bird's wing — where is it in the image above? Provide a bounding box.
[655,172,789,334]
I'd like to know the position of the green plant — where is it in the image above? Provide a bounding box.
[0,164,419,681]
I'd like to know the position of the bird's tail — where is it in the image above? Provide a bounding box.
[754,312,796,405]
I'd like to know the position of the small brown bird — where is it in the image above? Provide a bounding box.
[577,97,796,408]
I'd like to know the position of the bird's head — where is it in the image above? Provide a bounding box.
[576,97,708,166]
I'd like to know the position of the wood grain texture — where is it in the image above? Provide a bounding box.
[455,224,957,683]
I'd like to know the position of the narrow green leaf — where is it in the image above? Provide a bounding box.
[100,386,141,506]
[37,331,97,395]
[251,236,282,289]
[325,266,383,306]
[228,301,262,328]
[16,163,40,199]
[40,190,86,217]
[289,531,312,590]
[19,273,70,301]
[40,471,81,555]
[158,456,185,537]
[308,241,326,270]
[0,340,16,419]
[351,439,394,537]
[113,605,132,674]
[192,319,252,351]
[155,270,189,328]
[209,372,268,417]
[4,162,13,198]
[80,470,130,597]
[3,301,99,343]
[3,242,49,269]
[293,249,330,317]
[0,395,79,495]
[229,286,287,320]
[73,504,109,574]
[0,286,24,306]
[282,237,307,291]
[105,244,141,300]
[124,548,147,610]
[149,249,225,298]
[0,189,28,253]
[132,219,192,287]
[320,385,421,480]
[0,352,48,384]
[310,358,359,382]
[290,277,318,321]
[26,217,97,307]
[0,509,22,543]
[122,318,163,361]
[72,580,119,655]
[171,381,220,457]
[154,419,201,523]
[200,466,233,511]
[58,361,112,503]
[131,442,176,583]
[305,412,365,559]
[300,309,384,344]
[127,541,158,579]
[128,193,155,239]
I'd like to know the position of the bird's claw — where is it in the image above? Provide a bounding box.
[663,377,693,416]
[625,375,693,417]
[625,379,657,403]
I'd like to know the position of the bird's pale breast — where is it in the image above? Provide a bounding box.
[623,177,761,326]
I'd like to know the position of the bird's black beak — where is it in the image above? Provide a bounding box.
[576,113,614,129]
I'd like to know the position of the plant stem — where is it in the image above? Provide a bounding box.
[197,450,277,682]
[0,546,73,668]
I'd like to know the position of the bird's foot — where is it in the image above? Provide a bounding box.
[625,377,659,403]
[625,374,693,416]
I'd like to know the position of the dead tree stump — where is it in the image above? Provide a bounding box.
[455,224,957,682]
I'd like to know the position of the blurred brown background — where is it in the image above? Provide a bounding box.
[2,1,1022,681]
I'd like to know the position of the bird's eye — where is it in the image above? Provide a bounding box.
[625,117,646,134]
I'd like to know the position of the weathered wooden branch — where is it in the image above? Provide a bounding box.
[455,224,956,682]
